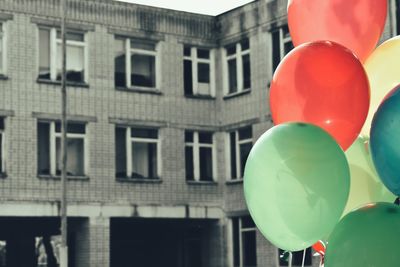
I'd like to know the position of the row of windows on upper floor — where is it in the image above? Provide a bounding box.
[0,117,253,183]
[0,21,293,98]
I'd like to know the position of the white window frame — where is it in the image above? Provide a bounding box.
[223,40,250,96]
[226,129,252,181]
[0,22,7,75]
[278,26,292,60]
[184,47,216,97]
[125,127,161,179]
[38,27,88,83]
[48,121,88,177]
[121,38,161,90]
[230,217,257,267]
[185,131,217,182]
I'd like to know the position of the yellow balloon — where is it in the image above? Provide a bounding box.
[362,36,400,135]
[342,136,395,216]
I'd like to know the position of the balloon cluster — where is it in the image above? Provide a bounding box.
[243,0,400,266]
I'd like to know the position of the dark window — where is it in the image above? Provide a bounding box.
[230,132,237,179]
[197,48,210,59]
[38,122,50,175]
[232,218,240,267]
[131,54,156,87]
[185,146,194,181]
[233,216,257,267]
[130,40,156,51]
[184,47,212,96]
[272,25,293,73]
[242,54,251,89]
[198,132,212,144]
[115,127,127,178]
[226,44,236,56]
[198,63,210,83]
[184,59,193,95]
[230,127,252,180]
[0,23,3,73]
[199,147,213,181]
[279,248,312,266]
[184,46,191,57]
[397,0,400,35]
[131,128,158,139]
[0,118,4,174]
[228,58,238,94]
[115,38,126,87]
[131,142,157,179]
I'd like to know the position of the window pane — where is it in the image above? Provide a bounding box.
[228,58,238,94]
[56,138,85,176]
[199,147,213,181]
[130,40,156,51]
[272,29,281,72]
[38,122,50,175]
[131,54,156,87]
[0,134,3,173]
[115,38,126,87]
[184,59,193,95]
[198,132,212,144]
[115,127,127,178]
[397,0,400,35]
[39,28,51,80]
[131,128,158,139]
[241,216,255,229]
[240,142,252,178]
[0,23,2,72]
[57,44,85,82]
[239,127,252,140]
[226,44,236,56]
[197,62,210,83]
[0,118,4,131]
[184,46,191,56]
[230,132,237,179]
[293,248,312,266]
[185,131,193,143]
[284,41,294,56]
[242,231,257,267]
[132,142,157,179]
[242,54,251,89]
[55,122,85,134]
[241,38,249,51]
[197,48,210,59]
[232,218,240,267]
[185,146,194,181]
[57,31,84,42]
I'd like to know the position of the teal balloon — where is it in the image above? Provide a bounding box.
[244,123,350,251]
[370,86,400,196]
[325,202,400,267]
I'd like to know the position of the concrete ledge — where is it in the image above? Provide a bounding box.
[0,202,224,219]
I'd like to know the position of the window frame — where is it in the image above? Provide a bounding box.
[183,46,216,97]
[115,37,161,91]
[37,27,88,84]
[226,127,253,181]
[0,22,8,76]
[116,126,162,180]
[271,25,293,73]
[223,39,251,96]
[185,131,217,182]
[38,121,89,177]
[231,216,257,267]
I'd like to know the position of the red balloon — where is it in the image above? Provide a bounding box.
[312,240,326,256]
[288,0,387,63]
[270,41,370,151]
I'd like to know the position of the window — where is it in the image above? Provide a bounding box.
[185,131,216,182]
[37,121,87,177]
[114,37,159,89]
[397,0,400,35]
[232,216,257,267]
[115,127,160,179]
[278,248,312,266]
[0,22,6,75]
[0,118,5,175]
[38,28,87,83]
[183,46,215,97]
[228,126,252,180]
[38,28,88,83]
[271,25,294,73]
[224,38,251,95]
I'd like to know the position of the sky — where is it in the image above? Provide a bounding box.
[116,0,255,16]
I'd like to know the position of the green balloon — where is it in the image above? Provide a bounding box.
[343,136,396,216]
[244,123,350,251]
[325,202,400,267]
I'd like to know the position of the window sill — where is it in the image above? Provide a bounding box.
[225,179,243,185]
[223,89,251,100]
[0,74,9,80]
[184,94,215,100]
[116,86,162,95]
[186,180,218,185]
[37,174,90,181]
[116,177,162,184]
[37,79,90,88]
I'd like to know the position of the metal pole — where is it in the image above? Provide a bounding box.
[60,0,68,266]
[301,249,306,267]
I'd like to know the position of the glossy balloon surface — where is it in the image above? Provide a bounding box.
[270,41,370,151]
[244,123,350,251]
[288,0,387,62]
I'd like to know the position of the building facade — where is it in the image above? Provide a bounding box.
[0,0,398,266]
